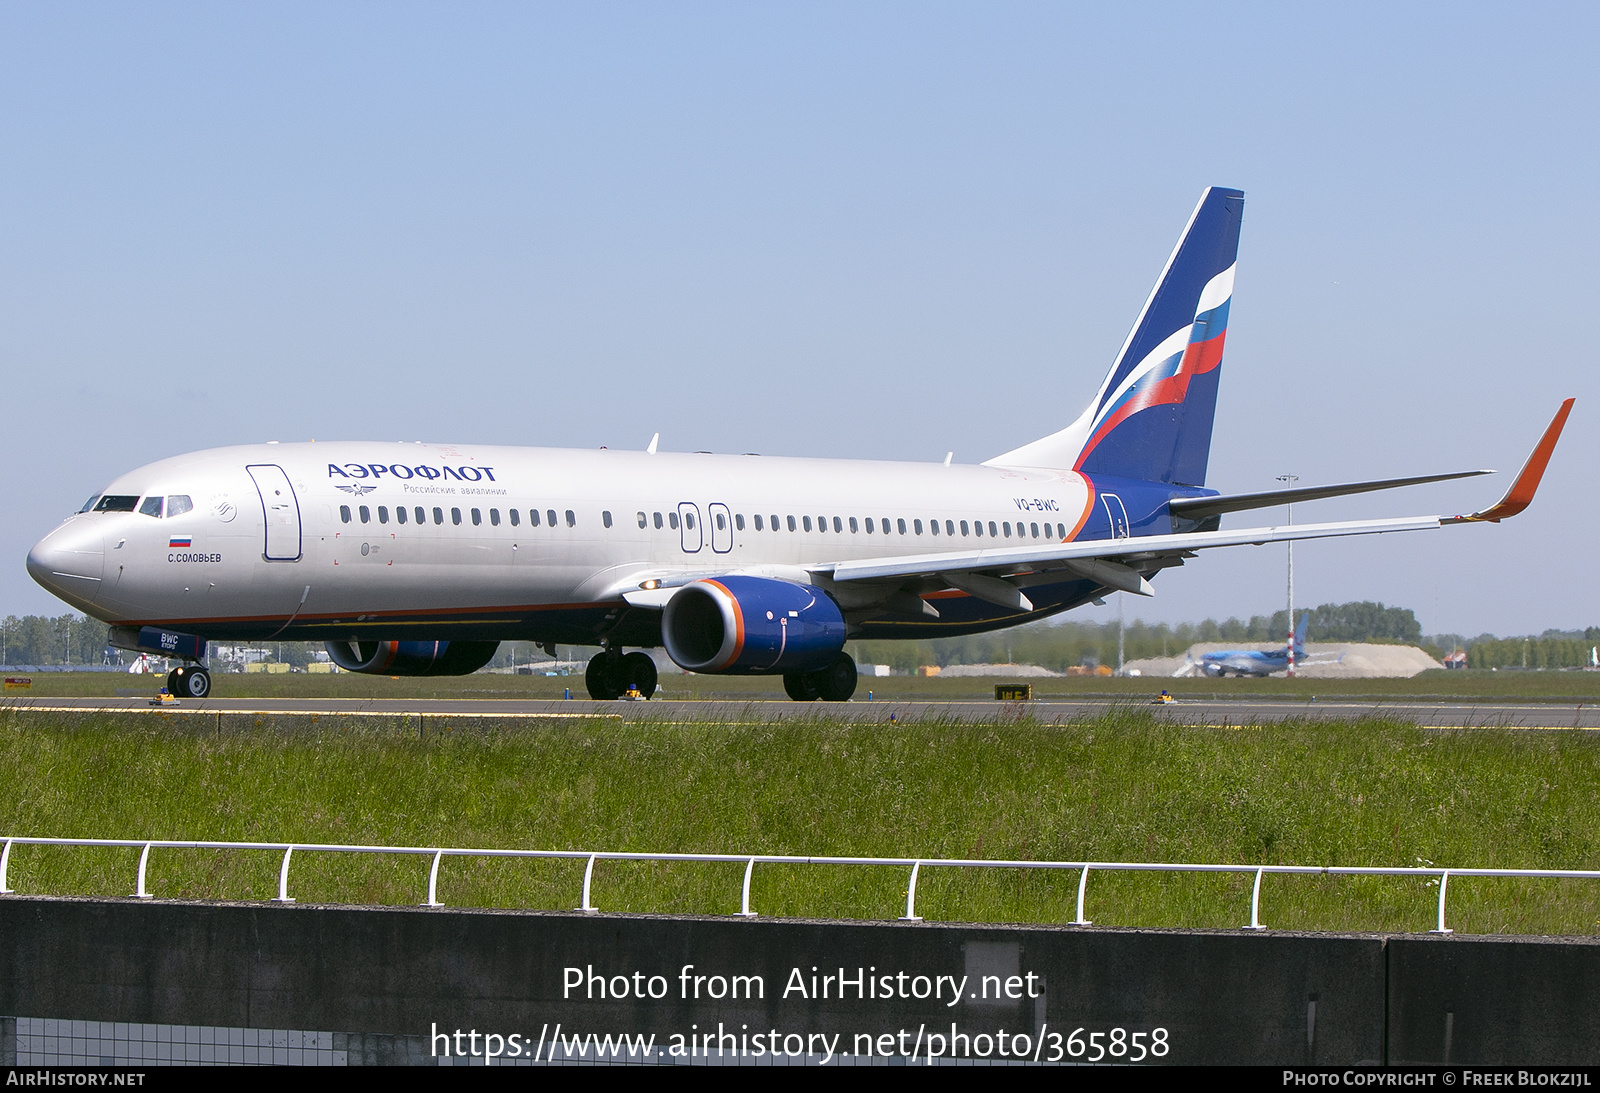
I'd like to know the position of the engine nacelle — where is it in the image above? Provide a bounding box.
[662,576,846,674]
[324,639,499,676]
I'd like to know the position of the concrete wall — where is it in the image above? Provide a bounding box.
[0,896,1590,1064]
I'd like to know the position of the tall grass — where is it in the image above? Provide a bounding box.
[1,708,1596,935]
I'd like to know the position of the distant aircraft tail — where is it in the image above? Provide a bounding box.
[986,186,1244,485]
[1292,612,1309,658]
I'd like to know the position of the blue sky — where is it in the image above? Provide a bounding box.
[3,3,1595,635]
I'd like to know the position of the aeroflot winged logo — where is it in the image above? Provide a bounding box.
[327,462,498,483]
[335,484,378,496]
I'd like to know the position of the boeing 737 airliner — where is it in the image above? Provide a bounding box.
[26,188,1575,701]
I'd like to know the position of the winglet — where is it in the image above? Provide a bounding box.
[1450,399,1574,523]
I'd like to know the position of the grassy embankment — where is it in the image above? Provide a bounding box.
[11,668,1600,702]
[1,705,1597,935]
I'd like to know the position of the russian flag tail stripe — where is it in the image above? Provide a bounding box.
[1072,188,1242,486]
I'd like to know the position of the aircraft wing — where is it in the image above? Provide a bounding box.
[816,399,1573,601]
[814,514,1440,590]
[613,401,1572,613]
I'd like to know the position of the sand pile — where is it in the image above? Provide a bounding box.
[938,663,1063,678]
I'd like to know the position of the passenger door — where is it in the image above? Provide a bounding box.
[246,465,302,561]
[1101,494,1130,539]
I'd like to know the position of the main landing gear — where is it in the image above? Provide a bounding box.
[783,652,857,703]
[585,650,658,701]
[166,664,211,699]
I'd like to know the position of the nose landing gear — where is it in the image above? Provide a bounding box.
[166,665,211,699]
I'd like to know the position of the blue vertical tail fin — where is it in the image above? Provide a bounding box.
[987,187,1244,485]
[1293,612,1309,658]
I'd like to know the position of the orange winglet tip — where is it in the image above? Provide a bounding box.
[1462,398,1574,523]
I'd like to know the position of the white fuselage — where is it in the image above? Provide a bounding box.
[28,441,1103,645]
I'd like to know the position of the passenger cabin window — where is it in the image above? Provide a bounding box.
[989,521,998,537]
[340,505,352,523]
[1003,522,1011,537]
[961,520,969,536]
[637,511,647,529]
[94,495,139,513]
[139,497,163,518]
[490,509,501,526]
[714,512,725,531]
[929,519,938,535]
[378,506,389,524]
[547,509,558,527]
[945,520,955,536]
[735,514,745,531]
[849,517,858,533]
[602,511,612,528]
[897,518,907,535]
[833,516,842,533]
[510,509,519,527]
[166,495,194,517]
[803,516,812,532]
[914,519,923,535]
[359,505,371,523]
[682,512,692,530]
[433,507,444,525]
[529,509,541,527]
[471,508,482,526]
[397,507,408,525]
[866,518,874,533]
[653,512,664,529]
[669,512,679,530]
[414,507,425,524]
[973,521,983,537]
[1031,522,1039,537]
[786,515,796,532]
[754,514,764,531]
[451,508,462,525]
[769,514,778,530]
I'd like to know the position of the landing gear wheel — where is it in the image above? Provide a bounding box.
[621,651,657,698]
[585,653,624,700]
[170,666,211,698]
[783,670,821,702]
[814,653,857,702]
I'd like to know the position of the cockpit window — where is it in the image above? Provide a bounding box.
[139,497,164,518]
[93,495,138,513]
[79,496,100,513]
[166,495,194,517]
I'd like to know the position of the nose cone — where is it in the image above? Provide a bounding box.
[27,519,106,608]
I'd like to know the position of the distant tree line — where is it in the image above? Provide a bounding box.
[852,603,1598,674]
[1,614,112,666]
[4,606,1596,671]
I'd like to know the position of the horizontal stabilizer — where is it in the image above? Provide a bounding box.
[1169,470,1492,521]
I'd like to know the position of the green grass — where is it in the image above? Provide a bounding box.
[1,706,1598,935]
[10,667,1600,702]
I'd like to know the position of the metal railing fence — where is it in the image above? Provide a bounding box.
[3,835,1597,934]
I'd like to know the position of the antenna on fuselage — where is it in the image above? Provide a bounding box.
[944,452,953,466]
[647,433,660,455]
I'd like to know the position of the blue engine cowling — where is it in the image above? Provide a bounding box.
[324,639,499,676]
[661,576,846,674]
